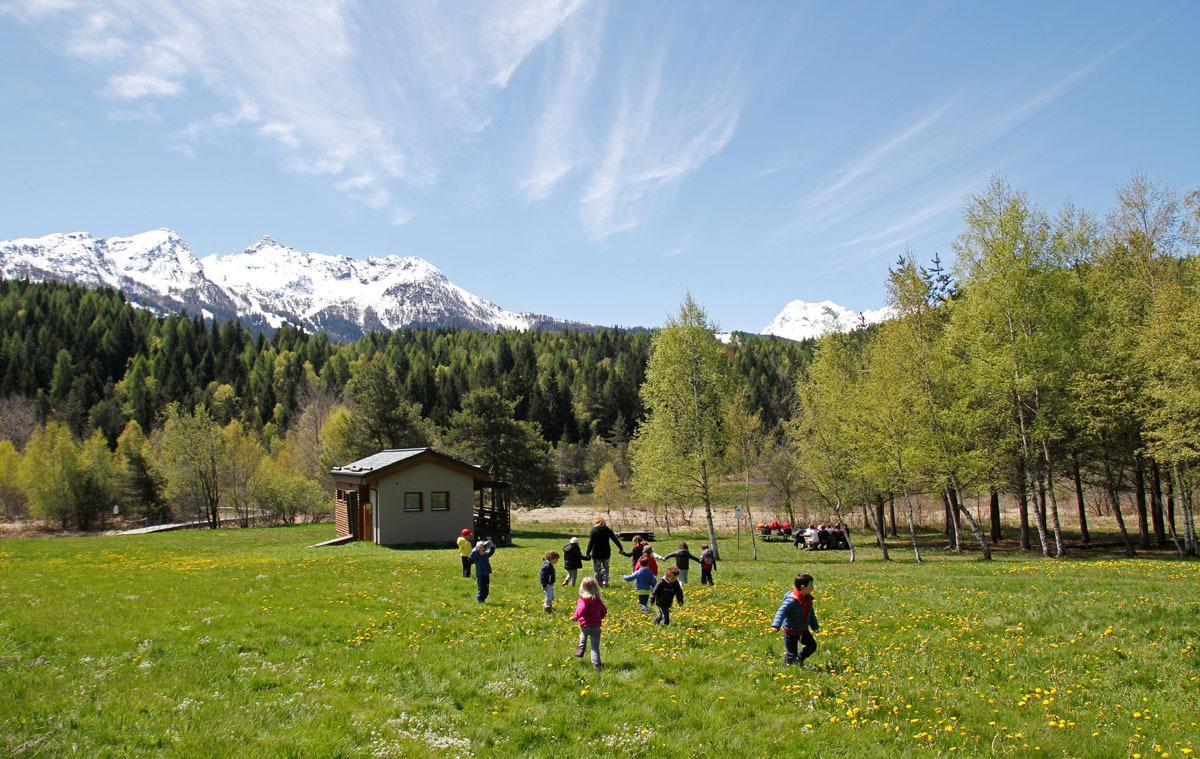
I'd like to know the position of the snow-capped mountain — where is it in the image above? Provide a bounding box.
[762,299,894,342]
[0,229,577,340]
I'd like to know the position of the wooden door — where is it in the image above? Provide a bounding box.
[359,487,373,542]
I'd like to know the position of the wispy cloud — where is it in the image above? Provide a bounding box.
[12,0,584,223]
[775,27,1146,269]
[983,29,1150,139]
[520,1,606,201]
[579,14,748,240]
[800,100,953,210]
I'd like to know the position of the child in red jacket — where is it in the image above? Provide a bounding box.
[571,576,607,670]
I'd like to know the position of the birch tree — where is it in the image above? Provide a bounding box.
[632,294,730,558]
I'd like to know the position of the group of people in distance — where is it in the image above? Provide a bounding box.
[455,517,820,671]
[793,522,851,551]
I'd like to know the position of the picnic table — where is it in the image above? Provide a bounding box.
[760,532,794,543]
[616,529,656,542]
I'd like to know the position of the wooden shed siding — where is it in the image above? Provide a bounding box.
[334,498,349,537]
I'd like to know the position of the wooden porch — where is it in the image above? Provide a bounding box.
[473,480,511,546]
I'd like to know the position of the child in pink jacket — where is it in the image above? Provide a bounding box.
[570,576,608,670]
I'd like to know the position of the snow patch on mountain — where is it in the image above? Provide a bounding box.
[762,299,894,342]
[0,229,546,339]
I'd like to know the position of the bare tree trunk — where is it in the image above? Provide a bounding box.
[1017,461,1032,551]
[949,487,966,552]
[873,493,890,561]
[903,488,922,563]
[1072,453,1089,543]
[1105,473,1134,556]
[744,470,758,562]
[889,495,898,537]
[942,489,961,551]
[947,478,993,560]
[1134,457,1151,549]
[989,487,1002,542]
[1175,462,1198,557]
[833,495,854,563]
[1149,461,1167,548]
[1039,441,1064,557]
[1032,470,1050,557]
[1156,464,1185,556]
[1167,474,1177,535]
[942,490,953,538]
[700,458,719,561]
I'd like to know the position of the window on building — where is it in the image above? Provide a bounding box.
[404,492,423,512]
[431,491,449,511]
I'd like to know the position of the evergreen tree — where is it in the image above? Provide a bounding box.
[446,388,562,509]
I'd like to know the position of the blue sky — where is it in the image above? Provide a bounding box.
[2,1,1197,331]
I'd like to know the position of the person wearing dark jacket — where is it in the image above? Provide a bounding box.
[561,537,585,587]
[770,573,820,665]
[699,544,717,585]
[664,541,702,584]
[585,517,625,586]
[651,566,685,625]
[539,551,559,612]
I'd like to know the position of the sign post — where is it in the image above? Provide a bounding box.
[734,505,742,552]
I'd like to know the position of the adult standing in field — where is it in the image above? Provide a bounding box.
[457,528,473,578]
[586,517,625,587]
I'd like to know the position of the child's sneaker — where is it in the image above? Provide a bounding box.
[544,606,553,614]
[574,645,585,657]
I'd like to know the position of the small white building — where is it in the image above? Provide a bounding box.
[329,448,510,546]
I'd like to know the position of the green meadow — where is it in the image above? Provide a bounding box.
[1,525,1197,758]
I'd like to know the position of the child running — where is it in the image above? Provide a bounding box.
[640,544,661,575]
[570,577,607,670]
[628,535,645,568]
[651,566,684,625]
[540,551,559,612]
[562,537,584,587]
[663,541,701,584]
[623,555,657,612]
[699,544,717,585]
[770,573,820,666]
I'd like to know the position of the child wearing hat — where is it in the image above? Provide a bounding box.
[457,528,473,578]
[562,537,585,587]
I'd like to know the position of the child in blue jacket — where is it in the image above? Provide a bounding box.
[623,556,657,612]
[539,551,559,613]
[770,573,819,665]
[468,540,496,603]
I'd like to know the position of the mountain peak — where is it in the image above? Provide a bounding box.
[248,234,286,251]
[762,299,893,342]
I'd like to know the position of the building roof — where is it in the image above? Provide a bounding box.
[329,447,493,484]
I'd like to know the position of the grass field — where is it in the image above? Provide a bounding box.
[1,525,1197,757]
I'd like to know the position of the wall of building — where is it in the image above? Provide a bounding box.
[373,461,474,545]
